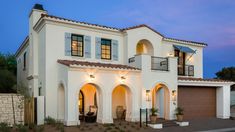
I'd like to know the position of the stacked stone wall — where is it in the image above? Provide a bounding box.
[0,94,24,125]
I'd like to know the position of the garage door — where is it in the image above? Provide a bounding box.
[178,86,216,119]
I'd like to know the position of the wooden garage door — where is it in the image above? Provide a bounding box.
[178,86,216,119]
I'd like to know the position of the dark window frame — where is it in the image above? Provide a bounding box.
[23,52,26,70]
[71,34,84,57]
[101,38,112,60]
[175,50,186,75]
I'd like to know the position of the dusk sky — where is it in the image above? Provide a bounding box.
[0,0,234,78]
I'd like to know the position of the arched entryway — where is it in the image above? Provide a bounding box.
[112,85,132,121]
[78,83,102,122]
[136,39,154,55]
[57,83,65,121]
[152,84,170,119]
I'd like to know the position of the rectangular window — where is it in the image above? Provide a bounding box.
[71,34,83,57]
[101,39,111,60]
[175,50,186,75]
[23,52,26,70]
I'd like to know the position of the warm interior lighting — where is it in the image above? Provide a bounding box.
[146,90,151,101]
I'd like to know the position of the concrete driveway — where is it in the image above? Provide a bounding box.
[150,118,235,132]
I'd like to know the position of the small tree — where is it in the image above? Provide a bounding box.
[216,67,235,89]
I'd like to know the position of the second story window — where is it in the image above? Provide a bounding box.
[101,39,111,60]
[71,34,83,57]
[175,50,186,75]
[23,52,26,70]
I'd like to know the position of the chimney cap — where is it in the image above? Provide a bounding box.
[33,4,44,11]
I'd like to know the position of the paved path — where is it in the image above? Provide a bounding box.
[199,127,235,132]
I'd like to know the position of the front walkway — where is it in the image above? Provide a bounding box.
[61,118,235,132]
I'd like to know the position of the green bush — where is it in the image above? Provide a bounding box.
[55,120,64,132]
[15,124,29,132]
[0,122,11,132]
[44,116,56,125]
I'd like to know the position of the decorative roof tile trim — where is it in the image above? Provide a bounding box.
[15,36,29,57]
[41,14,121,31]
[35,14,206,46]
[164,37,207,46]
[57,60,141,71]
[121,24,165,37]
[178,77,233,83]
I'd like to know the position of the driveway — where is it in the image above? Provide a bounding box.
[150,118,235,132]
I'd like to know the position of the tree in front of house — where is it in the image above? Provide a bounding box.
[216,66,235,89]
[0,52,17,93]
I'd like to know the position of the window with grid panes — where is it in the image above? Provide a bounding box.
[101,39,111,60]
[71,34,83,57]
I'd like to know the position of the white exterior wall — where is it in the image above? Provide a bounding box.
[17,45,29,88]
[216,85,231,119]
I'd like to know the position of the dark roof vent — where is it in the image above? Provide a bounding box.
[33,4,44,10]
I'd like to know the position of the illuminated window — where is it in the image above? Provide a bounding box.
[101,39,111,60]
[71,34,83,57]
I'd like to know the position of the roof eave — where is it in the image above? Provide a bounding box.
[15,36,29,57]
[164,37,207,47]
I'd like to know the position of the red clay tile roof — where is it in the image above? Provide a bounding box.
[57,60,140,70]
[121,24,164,37]
[164,37,207,46]
[178,77,233,83]
[41,14,120,30]
[37,14,206,46]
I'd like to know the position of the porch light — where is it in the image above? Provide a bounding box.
[89,74,95,81]
[146,90,151,101]
[120,76,126,83]
[172,90,177,101]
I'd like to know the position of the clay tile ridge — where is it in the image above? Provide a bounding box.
[57,60,140,70]
[178,77,233,83]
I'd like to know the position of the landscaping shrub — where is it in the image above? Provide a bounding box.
[55,120,64,132]
[15,124,29,132]
[0,122,11,132]
[44,116,56,125]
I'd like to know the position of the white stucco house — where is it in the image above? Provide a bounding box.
[16,4,234,126]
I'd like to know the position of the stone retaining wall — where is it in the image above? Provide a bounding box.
[0,94,24,125]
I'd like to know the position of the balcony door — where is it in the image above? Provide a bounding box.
[175,50,186,75]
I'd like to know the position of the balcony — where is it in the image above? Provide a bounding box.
[178,65,194,76]
[151,57,168,71]
[128,54,176,72]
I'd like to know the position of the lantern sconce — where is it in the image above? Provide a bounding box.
[172,90,177,105]
[120,76,126,83]
[146,90,151,101]
[89,74,95,81]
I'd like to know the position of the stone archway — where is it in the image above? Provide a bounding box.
[58,83,65,121]
[112,84,132,121]
[136,39,154,56]
[78,83,102,122]
[152,83,170,119]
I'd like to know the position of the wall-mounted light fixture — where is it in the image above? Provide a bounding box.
[172,90,177,102]
[120,76,126,83]
[146,90,151,101]
[168,53,174,57]
[89,74,95,81]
